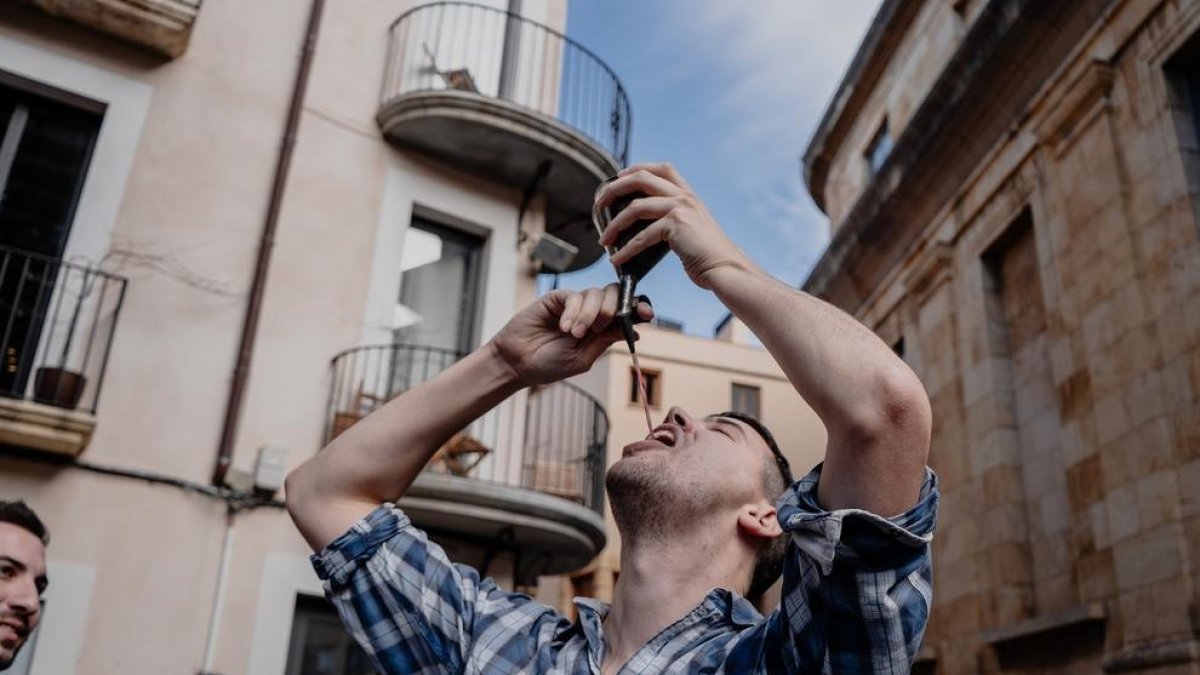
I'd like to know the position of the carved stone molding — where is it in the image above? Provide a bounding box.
[17,0,200,58]
[1031,59,1116,157]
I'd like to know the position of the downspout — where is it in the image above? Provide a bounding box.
[200,508,236,674]
[212,0,326,486]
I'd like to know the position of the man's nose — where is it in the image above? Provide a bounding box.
[7,579,41,618]
[665,406,694,431]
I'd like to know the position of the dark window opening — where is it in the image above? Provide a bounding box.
[0,78,102,397]
[1165,35,1200,233]
[629,367,661,408]
[285,595,379,675]
[730,383,761,419]
[865,118,893,176]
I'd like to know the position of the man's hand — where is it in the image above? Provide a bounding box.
[490,285,654,387]
[596,163,755,289]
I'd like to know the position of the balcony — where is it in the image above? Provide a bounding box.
[378,2,632,271]
[327,343,608,578]
[0,246,128,456]
[16,0,202,58]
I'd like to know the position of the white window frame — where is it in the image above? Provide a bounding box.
[0,34,152,269]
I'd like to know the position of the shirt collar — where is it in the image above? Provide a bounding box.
[564,588,762,644]
[708,588,764,628]
[568,596,609,665]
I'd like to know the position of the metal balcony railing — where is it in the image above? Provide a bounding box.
[327,343,609,513]
[0,246,128,414]
[383,1,632,165]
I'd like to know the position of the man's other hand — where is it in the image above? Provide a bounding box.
[489,285,653,387]
[595,163,755,290]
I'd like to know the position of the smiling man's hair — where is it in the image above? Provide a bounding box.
[714,411,793,599]
[0,501,49,546]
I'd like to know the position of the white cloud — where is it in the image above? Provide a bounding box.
[659,0,881,278]
[667,1,880,149]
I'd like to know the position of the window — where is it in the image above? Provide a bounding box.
[395,217,484,353]
[730,383,761,418]
[650,317,683,332]
[0,79,102,396]
[1189,66,1200,152]
[284,595,379,675]
[864,118,893,176]
[628,366,661,408]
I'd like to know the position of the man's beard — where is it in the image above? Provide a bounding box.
[0,612,30,671]
[0,642,23,672]
[605,455,720,546]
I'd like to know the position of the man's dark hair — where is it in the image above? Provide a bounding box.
[0,500,49,546]
[716,411,793,599]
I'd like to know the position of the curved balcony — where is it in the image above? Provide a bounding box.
[378,2,632,271]
[327,343,608,577]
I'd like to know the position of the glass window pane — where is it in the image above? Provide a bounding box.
[0,83,101,258]
[396,219,484,353]
[865,120,892,176]
[731,383,761,419]
[286,596,379,675]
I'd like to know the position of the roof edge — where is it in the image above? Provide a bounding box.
[800,0,923,214]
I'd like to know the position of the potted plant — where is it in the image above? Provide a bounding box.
[33,269,96,409]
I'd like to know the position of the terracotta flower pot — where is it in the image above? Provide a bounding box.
[33,367,86,409]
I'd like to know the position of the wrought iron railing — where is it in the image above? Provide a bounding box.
[327,343,609,513]
[382,1,631,165]
[0,246,128,414]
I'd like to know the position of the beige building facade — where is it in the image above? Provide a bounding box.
[548,318,828,613]
[0,1,635,673]
[803,0,1200,673]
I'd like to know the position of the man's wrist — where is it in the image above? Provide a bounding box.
[483,340,528,392]
[704,259,767,293]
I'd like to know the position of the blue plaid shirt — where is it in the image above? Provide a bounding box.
[312,465,938,674]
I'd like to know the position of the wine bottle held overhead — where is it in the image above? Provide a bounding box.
[592,176,670,328]
[593,176,667,433]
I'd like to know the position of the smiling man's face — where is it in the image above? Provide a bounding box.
[606,406,775,542]
[0,522,46,670]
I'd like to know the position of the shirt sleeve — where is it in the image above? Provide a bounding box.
[310,504,552,675]
[768,463,939,674]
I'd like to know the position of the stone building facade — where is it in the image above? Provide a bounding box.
[802,0,1200,673]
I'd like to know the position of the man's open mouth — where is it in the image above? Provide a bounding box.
[621,424,681,457]
[647,425,677,447]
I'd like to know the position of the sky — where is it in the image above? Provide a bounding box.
[540,0,882,337]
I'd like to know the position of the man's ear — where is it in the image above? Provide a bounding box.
[737,502,783,540]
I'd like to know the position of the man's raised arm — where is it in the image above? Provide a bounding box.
[285,285,649,552]
[598,164,930,515]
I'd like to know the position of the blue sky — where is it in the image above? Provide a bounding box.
[541,0,882,336]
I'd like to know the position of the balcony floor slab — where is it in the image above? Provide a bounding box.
[378,90,620,271]
[400,471,606,575]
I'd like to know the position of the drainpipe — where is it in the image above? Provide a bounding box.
[199,508,236,674]
[212,0,326,486]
